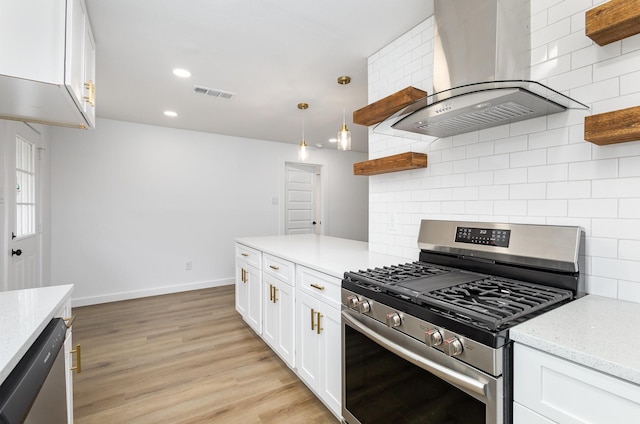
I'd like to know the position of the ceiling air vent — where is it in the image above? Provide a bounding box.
[193,85,236,99]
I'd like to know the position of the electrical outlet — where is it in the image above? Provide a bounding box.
[185,260,192,271]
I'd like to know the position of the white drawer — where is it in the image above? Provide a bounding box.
[296,266,341,309]
[236,243,261,269]
[263,254,295,286]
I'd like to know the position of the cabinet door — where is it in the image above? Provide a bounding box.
[296,291,321,390]
[235,260,249,317]
[263,275,295,367]
[245,264,262,334]
[318,304,342,417]
[81,20,96,127]
[65,0,87,108]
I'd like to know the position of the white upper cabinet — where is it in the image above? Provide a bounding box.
[0,0,96,129]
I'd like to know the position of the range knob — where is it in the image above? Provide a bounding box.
[358,300,371,314]
[385,312,402,328]
[425,329,443,347]
[443,337,463,357]
[347,295,360,309]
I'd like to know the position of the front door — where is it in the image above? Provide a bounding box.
[6,122,42,290]
[285,163,321,235]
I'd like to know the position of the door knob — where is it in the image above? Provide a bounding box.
[312,221,317,225]
[11,249,22,256]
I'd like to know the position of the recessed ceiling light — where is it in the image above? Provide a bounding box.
[328,138,337,143]
[316,144,324,149]
[164,110,178,117]
[172,68,191,78]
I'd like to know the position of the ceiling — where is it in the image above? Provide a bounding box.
[85,0,433,153]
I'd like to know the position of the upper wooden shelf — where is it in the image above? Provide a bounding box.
[586,0,640,46]
[353,87,427,127]
[584,106,640,145]
[353,152,427,176]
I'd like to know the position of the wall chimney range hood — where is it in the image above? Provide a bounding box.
[386,0,587,138]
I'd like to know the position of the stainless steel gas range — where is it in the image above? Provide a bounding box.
[341,219,584,424]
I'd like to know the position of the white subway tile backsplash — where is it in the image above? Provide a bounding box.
[593,178,640,198]
[509,117,547,136]
[593,48,640,82]
[547,143,592,164]
[585,276,618,298]
[479,154,509,171]
[620,157,640,177]
[547,180,591,198]
[495,168,528,184]
[568,159,618,180]
[586,236,618,258]
[620,199,640,218]
[528,163,569,182]
[620,240,640,261]
[569,199,617,217]
[510,149,547,168]
[529,127,569,149]
[367,2,640,303]
[618,281,640,302]
[510,183,546,199]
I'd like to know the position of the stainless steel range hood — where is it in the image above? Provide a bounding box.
[388,0,587,138]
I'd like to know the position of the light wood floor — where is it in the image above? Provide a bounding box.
[72,285,338,423]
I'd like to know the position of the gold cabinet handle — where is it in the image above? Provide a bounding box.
[311,308,316,331]
[269,265,280,270]
[241,253,249,257]
[310,283,325,291]
[83,80,95,107]
[316,312,323,335]
[272,286,278,303]
[63,315,76,328]
[269,284,273,301]
[241,268,247,283]
[70,344,82,374]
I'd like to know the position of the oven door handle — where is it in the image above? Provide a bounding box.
[342,310,489,400]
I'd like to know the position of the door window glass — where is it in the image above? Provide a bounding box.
[16,135,36,238]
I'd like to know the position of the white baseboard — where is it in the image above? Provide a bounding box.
[71,278,234,307]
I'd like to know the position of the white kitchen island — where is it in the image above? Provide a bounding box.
[510,295,640,423]
[0,284,75,422]
[234,234,408,419]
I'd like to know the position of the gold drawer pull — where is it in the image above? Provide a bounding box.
[316,312,323,335]
[269,265,280,270]
[241,253,249,257]
[70,344,82,374]
[63,315,76,328]
[310,283,325,291]
[272,286,278,303]
[311,308,316,331]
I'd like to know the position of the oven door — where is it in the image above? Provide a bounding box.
[342,309,503,424]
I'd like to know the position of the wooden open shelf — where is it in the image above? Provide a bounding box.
[586,0,640,46]
[353,87,427,127]
[353,152,427,176]
[584,106,640,145]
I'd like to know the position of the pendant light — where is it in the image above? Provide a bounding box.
[298,102,309,161]
[337,76,351,151]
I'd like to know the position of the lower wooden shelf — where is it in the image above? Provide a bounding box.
[584,106,640,145]
[353,152,427,176]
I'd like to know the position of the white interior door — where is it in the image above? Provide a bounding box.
[285,163,321,235]
[6,122,42,290]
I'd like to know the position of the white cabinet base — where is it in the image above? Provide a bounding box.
[514,344,640,424]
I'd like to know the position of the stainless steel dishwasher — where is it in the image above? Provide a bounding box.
[0,318,68,424]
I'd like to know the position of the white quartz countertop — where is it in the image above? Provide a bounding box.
[511,295,640,385]
[235,234,411,278]
[0,284,74,385]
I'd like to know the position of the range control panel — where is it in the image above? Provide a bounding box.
[455,227,511,247]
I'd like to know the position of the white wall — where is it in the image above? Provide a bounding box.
[367,1,640,303]
[50,118,367,305]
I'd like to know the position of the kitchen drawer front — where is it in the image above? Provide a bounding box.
[296,266,341,309]
[263,254,295,285]
[236,243,261,269]
[514,343,640,423]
